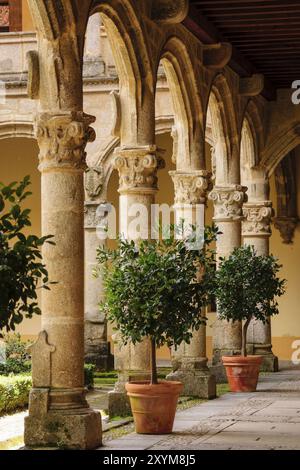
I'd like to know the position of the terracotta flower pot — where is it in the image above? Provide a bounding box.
[222,355,263,392]
[125,380,183,434]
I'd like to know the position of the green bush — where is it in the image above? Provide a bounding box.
[0,334,32,375]
[84,363,96,389]
[0,176,54,334]
[96,225,217,384]
[213,245,286,356]
[0,374,32,415]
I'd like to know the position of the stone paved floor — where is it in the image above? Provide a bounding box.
[101,369,300,450]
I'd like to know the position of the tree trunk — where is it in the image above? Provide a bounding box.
[150,338,158,385]
[242,317,252,357]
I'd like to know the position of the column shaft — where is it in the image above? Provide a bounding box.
[166,171,216,398]
[108,146,163,417]
[209,185,247,379]
[84,168,114,371]
[24,112,102,450]
[243,201,279,371]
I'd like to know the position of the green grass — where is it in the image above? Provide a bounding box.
[94,377,117,385]
[217,382,230,396]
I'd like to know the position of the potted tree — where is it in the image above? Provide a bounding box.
[96,226,216,434]
[213,245,286,392]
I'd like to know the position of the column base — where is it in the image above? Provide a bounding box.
[260,354,279,372]
[108,371,150,418]
[166,368,216,399]
[108,390,132,418]
[212,348,242,383]
[24,388,102,450]
[247,344,279,372]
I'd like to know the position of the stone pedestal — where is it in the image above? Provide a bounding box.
[24,112,102,450]
[243,201,279,372]
[209,185,247,375]
[166,171,216,398]
[108,146,163,416]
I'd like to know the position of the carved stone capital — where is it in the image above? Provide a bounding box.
[209,185,247,221]
[242,202,274,237]
[114,146,165,194]
[169,170,212,205]
[274,216,298,244]
[36,112,96,172]
[84,166,104,201]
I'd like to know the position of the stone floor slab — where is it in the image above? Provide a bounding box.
[101,368,300,451]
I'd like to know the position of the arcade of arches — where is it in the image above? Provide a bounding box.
[0,0,300,449]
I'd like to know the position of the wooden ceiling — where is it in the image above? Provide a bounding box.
[186,0,300,94]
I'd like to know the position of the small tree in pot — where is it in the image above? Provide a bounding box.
[96,225,217,434]
[213,245,286,392]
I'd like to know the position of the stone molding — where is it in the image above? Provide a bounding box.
[84,166,104,201]
[84,200,110,230]
[169,170,212,205]
[274,216,298,244]
[242,201,274,237]
[209,185,247,222]
[36,112,96,172]
[113,146,165,194]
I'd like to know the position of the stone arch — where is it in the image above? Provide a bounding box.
[27,0,94,110]
[261,122,300,177]
[206,74,239,185]
[240,102,268,201]
[242,100,264,160]
[0,120,34,140]
[94,0,155,146]
[159,36,205,171]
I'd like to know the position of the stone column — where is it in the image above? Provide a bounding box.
[84,167,114,371]
[243,201,279,372]
[209,185,247,380]
[24,112,102,450]
[107,145,163,417]
[166,171,216,398]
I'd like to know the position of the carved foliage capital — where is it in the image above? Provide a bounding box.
[36,112,96,172]
[114,146,165,193]
[242,202,274,237]
[209,185,247,221]
[170,170,212,205]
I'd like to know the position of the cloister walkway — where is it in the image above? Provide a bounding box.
[101,369,300,451]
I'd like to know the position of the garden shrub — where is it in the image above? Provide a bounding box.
[0,334,32,375]
[0,374,32,415]
[84,363,96,389]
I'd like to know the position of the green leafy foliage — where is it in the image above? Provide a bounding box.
[0,374,32,415]
[96,225,217,351]
[0,333,32,375]
[84,363,96,389]
[0,176,54,335]
[213,245,286,356]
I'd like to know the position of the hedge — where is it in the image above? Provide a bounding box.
[0,374,32,415]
